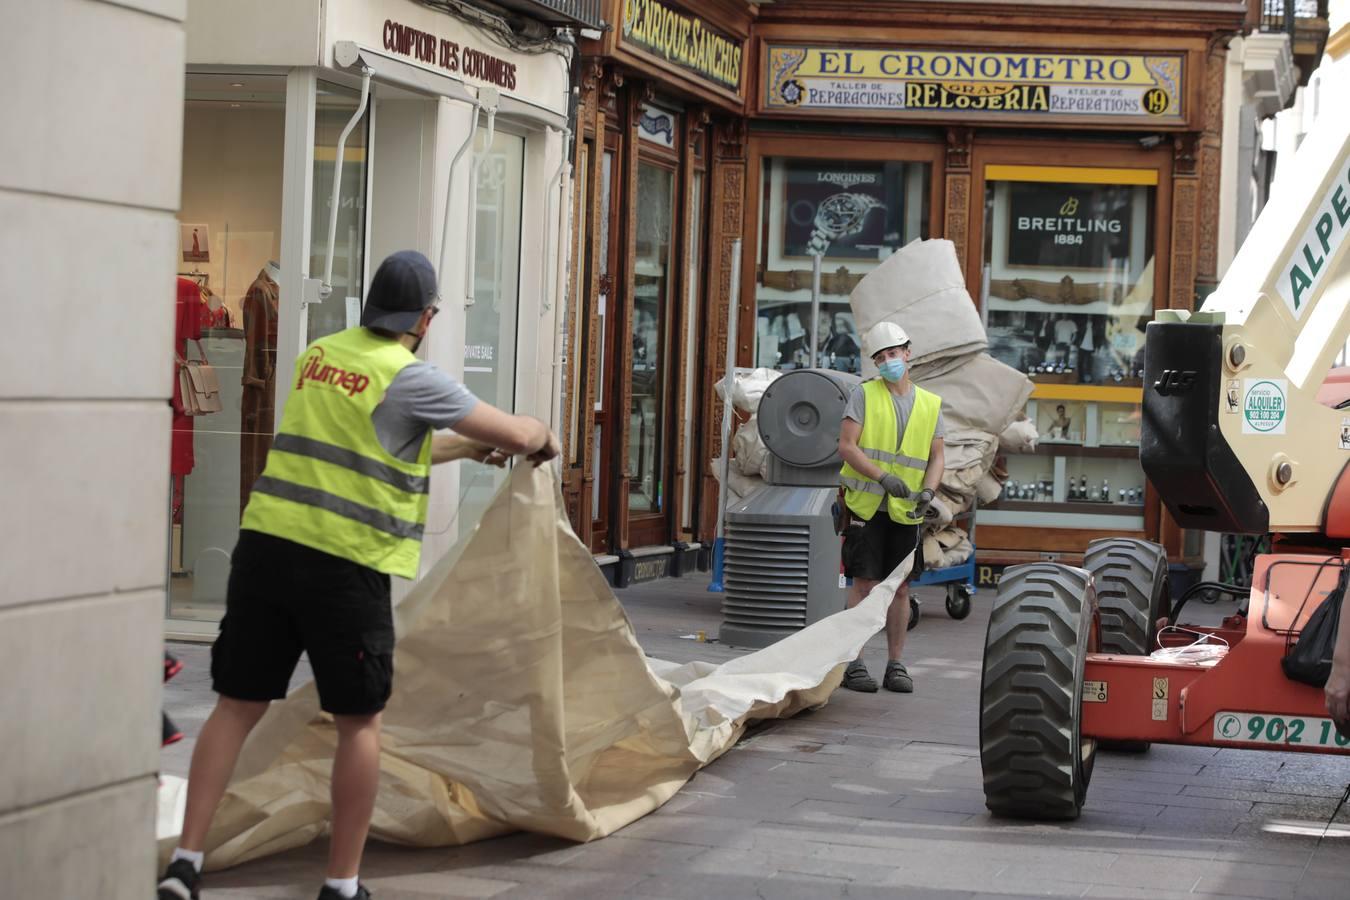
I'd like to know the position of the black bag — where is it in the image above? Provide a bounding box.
[1281,568,1345,687]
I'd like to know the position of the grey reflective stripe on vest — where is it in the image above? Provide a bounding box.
[840,476,885,496]
[272,433,430,495]
[862,447,928,471]
[252,476,425,540]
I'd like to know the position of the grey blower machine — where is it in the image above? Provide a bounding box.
[718,368,859,649]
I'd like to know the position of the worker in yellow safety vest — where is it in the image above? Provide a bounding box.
[159,251,560,900]
[837,322,946,694]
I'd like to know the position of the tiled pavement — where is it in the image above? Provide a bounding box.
[163,574,1350,899]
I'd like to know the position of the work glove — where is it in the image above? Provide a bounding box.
[913,489,935,519]
[879,474,910,498]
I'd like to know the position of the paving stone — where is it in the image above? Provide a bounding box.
[1191,876,1299,900]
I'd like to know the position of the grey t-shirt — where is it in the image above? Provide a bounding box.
[843,382,945,451]
[371,362,479,461]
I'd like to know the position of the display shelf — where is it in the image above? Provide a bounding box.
[1032,443,1139,459]
[986,499,1144,516]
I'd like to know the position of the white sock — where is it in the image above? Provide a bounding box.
[325,876,359,898]
[169,848,204,873]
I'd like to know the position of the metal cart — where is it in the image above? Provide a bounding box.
[907,503,978,629]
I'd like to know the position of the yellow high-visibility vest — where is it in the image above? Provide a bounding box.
[839,379,941,524]
[241,327,433,578]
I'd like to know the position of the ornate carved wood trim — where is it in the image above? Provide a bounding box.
[1194,43,1226,291]
[945,127,973,173]
[698,123,746,540]
[1172,133,1199,177]
[944,172,971,275]
[669,112,702,542]
[1169,178,1198,309]
[574,64,611,546]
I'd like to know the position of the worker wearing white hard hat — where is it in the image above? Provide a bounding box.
[837,321,946,694]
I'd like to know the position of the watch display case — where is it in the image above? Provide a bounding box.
[983,395,1146,531]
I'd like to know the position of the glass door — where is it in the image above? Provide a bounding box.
[590,138,619,553]
[458,128,526,534]
[629,161,676,519]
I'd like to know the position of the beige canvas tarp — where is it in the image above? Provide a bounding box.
[159,464,909,870]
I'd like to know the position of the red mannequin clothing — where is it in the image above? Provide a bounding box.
[172,277,202,478]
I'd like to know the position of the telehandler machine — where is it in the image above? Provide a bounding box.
[979,107,1350,819]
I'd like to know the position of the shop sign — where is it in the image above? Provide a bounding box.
[1275,158,1350,319]
[1007,183,1131,269]
[1242,378,1287,435]
[620,0,744,95]
[975,563,1007,588]
[764,46,1185,124]
[382,19,518,90]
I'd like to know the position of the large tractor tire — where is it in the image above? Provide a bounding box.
[1083,538,1169,657]
[1083,538,1169,754]
[980,563,1099,821]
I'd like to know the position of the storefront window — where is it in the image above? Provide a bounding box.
[307,80,370,343]
[980,167,1157,529]
[169,74,287,622]
[459,128,525,530]
[630,162,675,513]
[753,157,931,374]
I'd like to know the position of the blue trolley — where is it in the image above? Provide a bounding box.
[907,503,977,628]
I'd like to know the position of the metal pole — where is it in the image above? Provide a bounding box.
[809,251,822,369]
[320,66,372,302]
[709,239,742,592]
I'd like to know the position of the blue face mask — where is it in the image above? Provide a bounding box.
[878,357,907,383]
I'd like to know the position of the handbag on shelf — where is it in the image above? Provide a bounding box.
[177,339,222,416]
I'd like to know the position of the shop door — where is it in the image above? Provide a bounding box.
[626,156,679,547]
[589,136,620,554]
[458,127,526,534]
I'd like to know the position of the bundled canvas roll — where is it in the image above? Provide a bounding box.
[731,415,772,479]
[921,495,954,530]
[999,416,1039,454]
[916,353,1033,437]
[849,239,987,366]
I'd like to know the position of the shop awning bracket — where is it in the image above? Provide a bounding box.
[314,63,372,307]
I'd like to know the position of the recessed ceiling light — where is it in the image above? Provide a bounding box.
[230,82,244,88]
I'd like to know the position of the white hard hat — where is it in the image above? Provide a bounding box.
[862,321,911,359]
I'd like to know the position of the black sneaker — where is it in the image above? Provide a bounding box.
[841,660,878,693]
[157,859,202,900]
[317,884,371,900]
[883,661,914,693]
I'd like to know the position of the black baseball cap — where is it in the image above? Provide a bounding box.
[361,250,438,333]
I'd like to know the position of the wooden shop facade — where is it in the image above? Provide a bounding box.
[564,0,1254,585]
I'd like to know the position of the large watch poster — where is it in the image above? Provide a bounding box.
[1005,182,1132,269]
[781,161,903,260]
